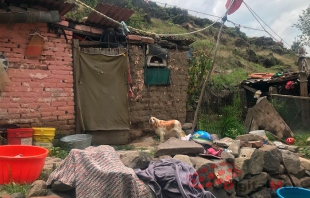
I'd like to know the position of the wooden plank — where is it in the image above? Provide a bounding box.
[241,84,258,93]
[270,94,310,101]
[248,98,294,139]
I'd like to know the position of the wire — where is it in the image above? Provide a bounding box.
[243,1,291,48]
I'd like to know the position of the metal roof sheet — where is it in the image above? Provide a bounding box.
[5,0,77,16]
[85,3,134,28]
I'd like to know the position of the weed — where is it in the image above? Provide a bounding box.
[139,147,147,151]
[48,147,68,159]
[4,182,31,195]
[300,147,310,159]
[113,145,135,151]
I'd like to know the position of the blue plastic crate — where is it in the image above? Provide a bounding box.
[276,187,310,198]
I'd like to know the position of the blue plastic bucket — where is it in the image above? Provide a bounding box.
[276,187,310,198]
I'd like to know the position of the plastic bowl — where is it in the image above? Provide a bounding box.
[276,187,310,198]
[0,145,49,184]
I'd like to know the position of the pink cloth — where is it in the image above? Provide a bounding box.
[206,148,222,157]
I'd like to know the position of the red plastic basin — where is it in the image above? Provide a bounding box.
[0,145,49,184]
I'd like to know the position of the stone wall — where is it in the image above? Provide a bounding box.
[128,44,189,130]
[0,23,74,134]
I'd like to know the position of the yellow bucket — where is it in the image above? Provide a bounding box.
[32,127,55,143]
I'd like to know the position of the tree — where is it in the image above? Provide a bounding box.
[295,5,310,47]
[291,39,302,53]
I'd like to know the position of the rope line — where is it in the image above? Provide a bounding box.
[243,1,290,48]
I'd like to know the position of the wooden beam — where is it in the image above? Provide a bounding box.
[241,84,258,93]
[270,94,310,101]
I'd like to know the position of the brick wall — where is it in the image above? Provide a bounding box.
[0,23,74,134]
[128,44,189,130]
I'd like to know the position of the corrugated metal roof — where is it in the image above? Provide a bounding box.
[5,0,77,16]
[85,3,134,28]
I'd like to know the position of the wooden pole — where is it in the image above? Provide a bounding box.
[299,72,310,127]
[190,19,226,134]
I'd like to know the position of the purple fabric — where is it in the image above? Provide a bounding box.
[135,158,216,198]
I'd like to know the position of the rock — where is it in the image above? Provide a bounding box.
[158,155,172,159]
[234,158,248,181]
[117,150,152,169]
[214,137,234,147]
[46,189,73,198]
[10,193,24,198]
[208,187,230,198]
[248,188,271,198]
[182,123,192,130]
[173,155,193,167]
[26,180,48,198]
[236,172,269,196]
[281,150,301,174]
[307,137,310,145]
[268,164,285,175]
[290,175,302,187]
[235,134,264,142]
[228,140,241,157]
[50,181,74,192]
[210,134,220,141]
[154,137,204,157]
[249,140,264,148]
[292,166,306,178]
[240,141,252,148]
[287,145,299,153]
[300,157,310,171]
[259,145,282,172]
[221,151,235,163]
[300,177,310,188]
[190,157,213,170]
[239,147,264,175]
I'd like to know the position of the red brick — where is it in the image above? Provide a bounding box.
[0,103,20,108]
[22,82,44,88]
[51,70,71,75]
[48,66,72,71]
[0,47,11,53]
[11,98,21,102]
[6,114,21,119]
[4,43,18,48]
[39,107,57,112]
[40,112,51,117]
[40,116,58,122]
[52,111,65,116]
[67,119,75,124]
[11,37,29,45]
[7,58,21,63]
[56,83,73,88]
[57,97,73,102]
[57,106,74,111]
[58,125,75,130]
[20,103,39,109]
[0,37,9,42]
[21,112,41,118]
[20,97,40,103]
[62,57,73,62]
[51,102,66,107]
[42,51,55,56]
[11,87,28,92]
[12,48,25,54]
[127,35,142,41]
[43,84,58,89]
[55,20,69,27]
[67,101,74,106]
[45,42,55,47]
[58,114,75,120]
[6,92,38,97]
[0,97,11,103]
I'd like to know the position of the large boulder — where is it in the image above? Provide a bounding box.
[236,172,269,196]
[240,147,264,175]
[235,134,264,142]
[228,140,240,157]
[117,150,152,169]
[154,137,204,157]
[300,157,310,171]
[26,180,48,198]
[281,150,301,175]
[213,137,234,147]
[259,145,282,172]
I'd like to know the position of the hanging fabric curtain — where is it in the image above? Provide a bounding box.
[226,0,243,15]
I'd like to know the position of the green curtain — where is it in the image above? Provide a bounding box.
[144,67,170,86]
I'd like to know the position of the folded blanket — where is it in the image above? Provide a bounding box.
[47,146,151,198]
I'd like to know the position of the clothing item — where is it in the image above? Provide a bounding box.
[47,146,151,198]
[135,158,216,198]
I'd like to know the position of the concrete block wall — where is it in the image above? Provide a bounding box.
[0,23,74,134]
[128,44,189,130]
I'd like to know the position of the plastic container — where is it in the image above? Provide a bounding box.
[276,187,310,198]
[0,145,49,184]
[32,127,55,143]
[7,128,33,145]
[60,134,92,151]
[33,141,53,149]
[249,130,266,137]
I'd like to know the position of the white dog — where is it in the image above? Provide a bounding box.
[149,116,185,143]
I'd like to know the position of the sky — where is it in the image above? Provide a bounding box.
[151,0,309,50]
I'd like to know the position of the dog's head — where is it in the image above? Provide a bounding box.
[149,116,156,125]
